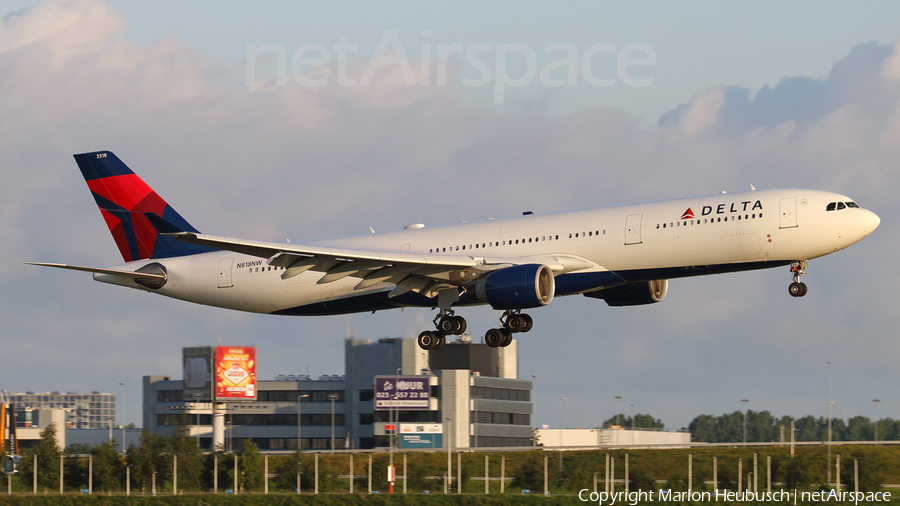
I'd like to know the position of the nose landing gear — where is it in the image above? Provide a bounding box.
[788,260,808,297]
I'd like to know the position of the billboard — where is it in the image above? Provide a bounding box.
[182,347,213,401]
[399,425,443,448]
[214,347,257,400]
[374,376,430,410]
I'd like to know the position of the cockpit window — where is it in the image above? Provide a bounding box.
[836,202,846,210]
[846,202,860,208]
[826,202,836,211]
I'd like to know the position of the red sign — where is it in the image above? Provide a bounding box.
[385,424,396,431]
[215,347,257,400]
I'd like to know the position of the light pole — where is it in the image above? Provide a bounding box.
[827,362,833,488]
[193,394,202,445]
[327,393,339,451]
[873,399,881,443]
[630,404,635,429]
[446,417,452,492]
[297,394,308,450]
[559,398,566,446]
[108,416,113,444]
[614,396,622,427]
[119,382,127,454]
[741,399,749,444]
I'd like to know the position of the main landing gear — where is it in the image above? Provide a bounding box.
[417,310,467,350]
[484,310,533,348]
[788,260,808,297]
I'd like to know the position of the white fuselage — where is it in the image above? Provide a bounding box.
[94,188,879,315]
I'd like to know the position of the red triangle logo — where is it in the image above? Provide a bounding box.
[681,208,695,220]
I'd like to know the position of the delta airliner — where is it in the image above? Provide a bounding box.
[31,152,880,350]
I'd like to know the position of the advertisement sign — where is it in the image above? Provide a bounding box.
[374,376,430,410]
[400,423,443,434]
[214,346,257,400]
[182,347,213,401]
[400,433,442,449]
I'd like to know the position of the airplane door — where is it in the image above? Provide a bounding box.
[779,198,798,229]
[625,214,642,245]
[217,258,234,288]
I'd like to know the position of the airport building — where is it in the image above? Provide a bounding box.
[142,336,533,451]
[3,391,116,429]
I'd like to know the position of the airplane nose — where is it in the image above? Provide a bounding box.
[860,209,880,236]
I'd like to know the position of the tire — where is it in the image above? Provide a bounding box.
[521,314,533,333]
[506,315,525,332]
[798,282,808,297]
[438,316,456,333]
[788,282,802,297]
[433,334,446,350]
[485,328,504,348]
[418,331,437,350]
[452,315,467,335]
[500,329,513,347]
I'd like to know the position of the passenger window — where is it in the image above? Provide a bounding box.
[826,202,836,211]
[555,235,559,240]
[569,233,573,238]
[663,223,666,228]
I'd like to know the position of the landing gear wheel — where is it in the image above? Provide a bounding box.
[788,282,808,297]
[452,315,467,335]
[433,334,447,350]
[505,314,526,332]
[500,330,513,347]
[438,316,457,334]
[485,328,505,348]
[520,314,533,333]
[418,331,439,350]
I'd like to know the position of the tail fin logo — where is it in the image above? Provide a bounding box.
[74,151,210,262]
[681,208,695,220]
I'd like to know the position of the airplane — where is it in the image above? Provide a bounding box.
[30,151,880,350]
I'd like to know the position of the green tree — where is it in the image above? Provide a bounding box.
[91,441,124,492]
[688,415,718,442]
[846,416,872,441]
[170,415,205,491]
[18,422,62,492]
[239,439,264,492]
[127,430,169,493]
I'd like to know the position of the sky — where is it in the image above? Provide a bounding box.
[2,0,900,432]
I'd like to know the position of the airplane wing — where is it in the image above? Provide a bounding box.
[165,231,601,298]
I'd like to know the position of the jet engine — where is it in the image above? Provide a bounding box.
[585,279,667,306]
[468,264,555,310]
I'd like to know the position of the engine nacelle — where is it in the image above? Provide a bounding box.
[585,279,668,307]
[469,264,555,310]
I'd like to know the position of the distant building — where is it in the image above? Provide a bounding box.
[536,427,691,448]
[142,336,533,451]
[14,409,67,450]
[5,391,116,429]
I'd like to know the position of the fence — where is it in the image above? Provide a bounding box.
[4,443,899,496]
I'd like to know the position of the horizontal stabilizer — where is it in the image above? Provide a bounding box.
[26,262,167,280]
